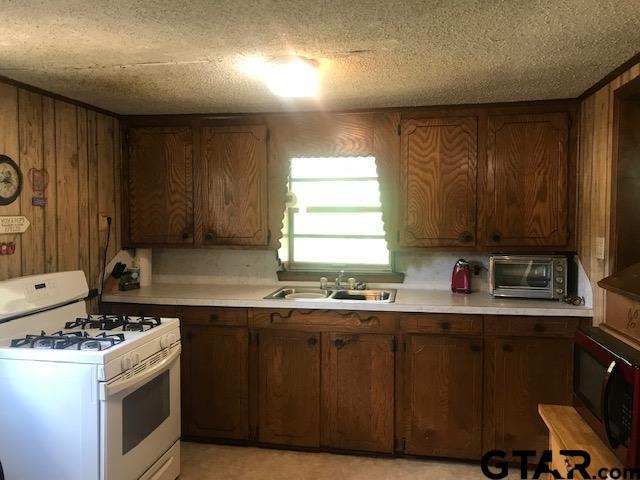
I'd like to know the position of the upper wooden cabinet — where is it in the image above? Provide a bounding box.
[125,127,194,245]
[484,113,569,247]
[400,117,478,247]
[200,125,269,246]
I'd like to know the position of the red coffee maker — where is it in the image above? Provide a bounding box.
[451,258,471,293]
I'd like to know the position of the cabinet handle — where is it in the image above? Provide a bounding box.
[338,311,378,324]
[333,337,357,349]
[307,336,317,347]
[205,232,214,241]
[491,233,501,242]
[458,232,473,243]
[440,321,451,331]
[269,311,295,323]
[182,232,190,240]
[470,344,481,352]
[533,323,545,333]
[209,313,219,322]
[502,344,513,352]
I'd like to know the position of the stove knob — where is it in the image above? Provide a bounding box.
[160,335,168,349]
[121,355,132,370]
[167,333,177,345]
[132,353,141,366]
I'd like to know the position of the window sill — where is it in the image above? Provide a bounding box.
[276,270,405,283]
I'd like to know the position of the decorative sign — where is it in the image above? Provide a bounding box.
[29,168,49,207]
[0,216,30,234]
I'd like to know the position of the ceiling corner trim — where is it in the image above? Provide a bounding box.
[0,74,121,118]
[578,51,640,100]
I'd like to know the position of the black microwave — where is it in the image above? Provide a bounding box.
[574,326,640,466]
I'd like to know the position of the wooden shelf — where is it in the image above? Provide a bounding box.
[538,404,621,475]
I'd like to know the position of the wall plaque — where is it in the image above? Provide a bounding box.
[0,216,31,234]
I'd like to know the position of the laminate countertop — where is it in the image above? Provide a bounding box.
[101,283,593,317]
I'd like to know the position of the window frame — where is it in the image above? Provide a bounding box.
[282,158,393,273]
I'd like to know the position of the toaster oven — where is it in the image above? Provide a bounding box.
[489,254,568,300]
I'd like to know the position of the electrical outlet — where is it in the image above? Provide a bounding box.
[98,213,113,235]
[468,261,484,276]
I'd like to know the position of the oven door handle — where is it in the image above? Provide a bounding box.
[100,344,181,400]
[601,360,619,449]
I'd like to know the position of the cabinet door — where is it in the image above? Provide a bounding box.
[485,113,569,247]
[200,125,268,246]
[126,127,193,245]
[400,117,477,247]
[257,330,321,447]
[484,336,573,459]
[321,333,395,453]
[403,334,483,459]
[181,325,249,440]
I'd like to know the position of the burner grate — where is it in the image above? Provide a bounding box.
[9,330,125,351]
[65,315,161,332]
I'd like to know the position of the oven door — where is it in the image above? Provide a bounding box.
[99,343,181,480]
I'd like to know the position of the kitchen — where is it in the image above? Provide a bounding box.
[0,2,639,480]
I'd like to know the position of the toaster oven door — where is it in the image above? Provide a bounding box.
[490,258,554,299]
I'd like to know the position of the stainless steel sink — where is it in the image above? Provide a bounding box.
[264,287,396,303]
[331,290,394,301]
[263,287,332,300]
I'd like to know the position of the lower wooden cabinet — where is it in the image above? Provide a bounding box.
[101,303,584,460]
[181,325,249,440]
[483,336,574,460]
[321,333,395,453]
[402,334,483,459]
[257,329,321,447]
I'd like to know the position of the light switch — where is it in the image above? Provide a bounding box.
[595,236,606,260]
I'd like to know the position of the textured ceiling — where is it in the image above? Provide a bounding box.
[1,0,639,114]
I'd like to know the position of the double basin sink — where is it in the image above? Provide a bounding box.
[264,286,396,303]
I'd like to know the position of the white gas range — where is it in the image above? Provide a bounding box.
[0,271,181,480]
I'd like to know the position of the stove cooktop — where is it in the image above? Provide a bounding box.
[8,315,164,351]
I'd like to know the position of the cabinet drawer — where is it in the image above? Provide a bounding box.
[181,307,248,326]
[100,302,182,319]
[401,314,482,335]
[250,308,397,332]
[484,315,579,338]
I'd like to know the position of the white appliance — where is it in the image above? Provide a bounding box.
[0,271,181,480]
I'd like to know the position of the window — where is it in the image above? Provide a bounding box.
[279,156,391,271]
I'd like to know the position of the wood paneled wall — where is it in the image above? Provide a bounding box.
[0,80,121,303]
[578,61,640,323]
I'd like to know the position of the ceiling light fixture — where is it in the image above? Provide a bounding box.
[239,56,319,98]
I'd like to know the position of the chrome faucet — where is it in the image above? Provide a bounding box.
[335,270,345,289]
